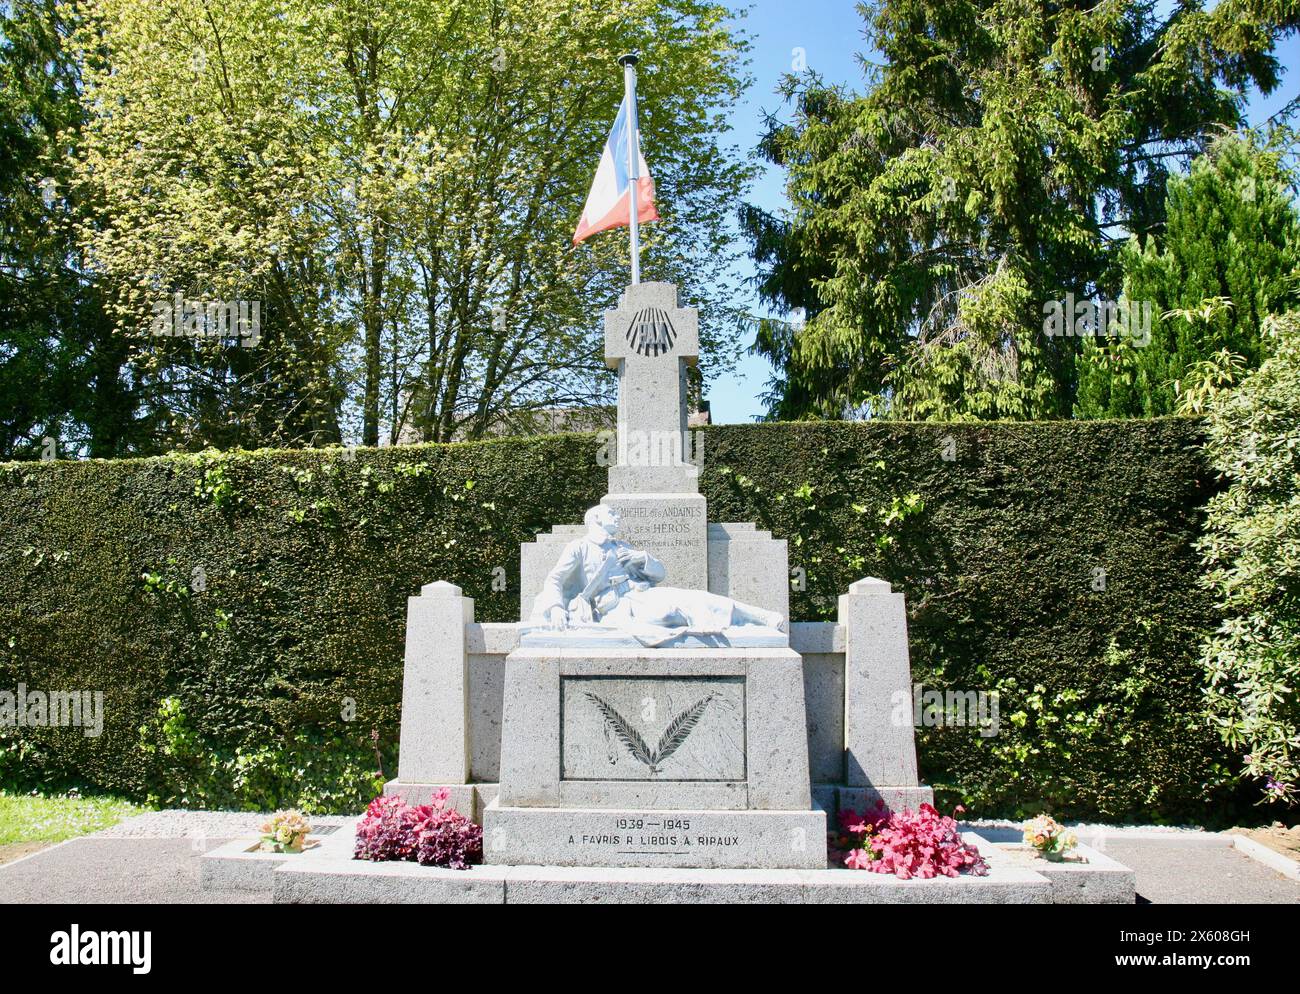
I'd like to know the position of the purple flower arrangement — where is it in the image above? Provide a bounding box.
[353,789,483,870]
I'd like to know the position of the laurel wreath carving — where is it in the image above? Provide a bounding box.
[584,692,714,774]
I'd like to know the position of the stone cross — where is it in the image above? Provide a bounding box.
[603,281,700,495]
[602,281,706,588]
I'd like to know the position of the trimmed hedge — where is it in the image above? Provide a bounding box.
[0,419,1247,822]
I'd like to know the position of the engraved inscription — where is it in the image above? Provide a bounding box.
[612,502,705,554]
[567,815,743,858]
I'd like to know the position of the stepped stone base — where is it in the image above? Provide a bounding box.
[272,857,1050,904]
[200,820,1135,904]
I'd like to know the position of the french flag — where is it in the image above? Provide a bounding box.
[573,96,659,245]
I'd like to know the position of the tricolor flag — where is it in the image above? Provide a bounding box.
[573,96,659,245]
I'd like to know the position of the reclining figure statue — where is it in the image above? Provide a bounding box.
[530,504,786,638]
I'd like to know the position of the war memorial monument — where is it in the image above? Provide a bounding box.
[201,56,1134,903]
[200,278,1135,903]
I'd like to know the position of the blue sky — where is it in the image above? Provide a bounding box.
[705,1,1300,424]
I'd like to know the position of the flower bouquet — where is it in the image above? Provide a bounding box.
[1022,814,1078,862]
[353,788,483,870]
[259,809,312,853]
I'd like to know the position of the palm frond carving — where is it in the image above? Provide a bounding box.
[654,694,714,767]
[584,691,714,774]
[584,693,655,768]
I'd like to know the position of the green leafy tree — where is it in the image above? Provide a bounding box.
[72,0,753,451]
[744,0,1299,421]
[1199,309,1300,806]
[1077,133,1300,417]
[0,0,140,458]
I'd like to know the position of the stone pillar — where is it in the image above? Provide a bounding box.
[838,577,920,788]
[603,281,700,496]
[395,581,474,785]
[495,651,561,808]
[601,282,708,590]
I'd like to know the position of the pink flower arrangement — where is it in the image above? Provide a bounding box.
[353,788,483,870]
[1022,814,1078,861]
[829,800,889,868]
[259,809,312,853]
[844,847,875,870]
[832,802,988,880]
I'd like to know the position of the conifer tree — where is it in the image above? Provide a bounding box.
[1076,133,1300,418]
[745,0,1299,421]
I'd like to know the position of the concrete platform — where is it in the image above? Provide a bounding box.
[13,812,1296,904]
[272,857,1054,904]
[198,820,1136,904]
[987,841,1135,904]
[200,823,354,892]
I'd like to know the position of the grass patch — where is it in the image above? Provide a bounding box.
[0,791,150,846]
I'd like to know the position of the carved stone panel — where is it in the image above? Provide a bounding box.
[561,676,745,782]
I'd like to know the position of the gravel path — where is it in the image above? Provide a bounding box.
[961,818,1220,841]
[0,837,266,904]
[91,810,353,839]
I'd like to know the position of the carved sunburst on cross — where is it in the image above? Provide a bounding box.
[624,306,676,357]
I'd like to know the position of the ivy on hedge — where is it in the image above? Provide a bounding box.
[0,419,1247,822]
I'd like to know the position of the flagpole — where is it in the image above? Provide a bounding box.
[618,52,641,285]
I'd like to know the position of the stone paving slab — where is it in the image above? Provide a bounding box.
[200,824,356,892]
[985,841,1135,904]
[507,862,1050,905]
